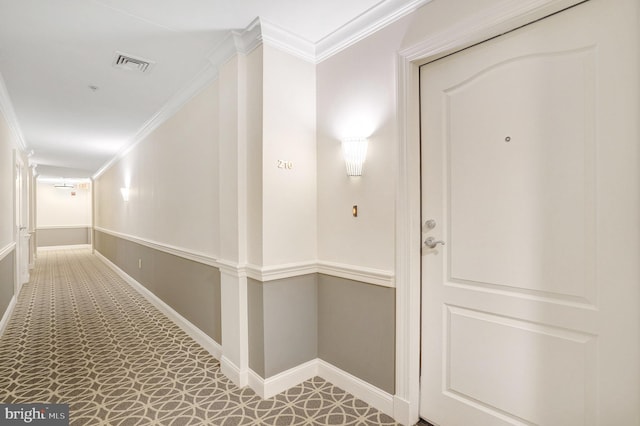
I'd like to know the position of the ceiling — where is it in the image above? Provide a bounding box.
[0,0,422,180]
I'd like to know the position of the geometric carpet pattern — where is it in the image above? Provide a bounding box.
[0,248,400,425]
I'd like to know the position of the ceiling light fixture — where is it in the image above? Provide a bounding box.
[54,182,74,189]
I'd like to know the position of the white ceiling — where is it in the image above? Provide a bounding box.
[0,0,422,180]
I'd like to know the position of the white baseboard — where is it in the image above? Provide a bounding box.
[221,356,248,388]
[317,359,395,418]
[94,251,222,360]
[248,359,318,399]
[0,296,16,338]
[93,250,399,423]
[38,244,92,251]
[393,395,416,426]
[247,358,395,419]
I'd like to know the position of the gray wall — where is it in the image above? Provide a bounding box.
[318,275,396,394]
[94,230,222,344]
[37,227,91,247]
[248,279,265,376]
[0,250,14,323]
[248,272,395,394]
[94,232,395,392]
[249,275,318,378]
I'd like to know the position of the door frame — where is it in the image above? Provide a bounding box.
[13,149,29,294]
[393,1,586,424]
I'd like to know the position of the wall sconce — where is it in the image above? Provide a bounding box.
[120,187,130,202]
[342,138,368,176]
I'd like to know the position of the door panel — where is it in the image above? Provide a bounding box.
[419,1,639,425]
[447,48,596,305]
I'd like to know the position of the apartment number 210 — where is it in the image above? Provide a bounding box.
[277,160,293,170]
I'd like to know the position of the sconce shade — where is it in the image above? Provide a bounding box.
[120,187,130,202]
[342,138,368,176]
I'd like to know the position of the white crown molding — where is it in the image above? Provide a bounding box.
[92,0,431,181]
[0,242,16,262]
[92,63,219,180]
[259,18,316,63]
[315,0,432,63]
[93,18,263,182]
[207,18,263,69]
[95,250,222,360]
[317,260,395,287]
[94,227,218,267]
[0,72,27,152]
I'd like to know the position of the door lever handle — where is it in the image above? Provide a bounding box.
[424,237,445,249]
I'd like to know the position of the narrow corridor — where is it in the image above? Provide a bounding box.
[0,249,398,425]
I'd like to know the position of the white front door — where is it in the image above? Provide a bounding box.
[419,0,639,425]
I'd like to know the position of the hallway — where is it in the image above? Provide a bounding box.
[0,248,398,425]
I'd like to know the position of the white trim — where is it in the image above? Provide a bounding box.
[246,261,318,282]
[248,359,318,399]
[317,359,395,418]
[94,227,218,267]
[36,225,91,230]
[247,260,394,286]
[393,395,413,426]
[221,355,248,388]
[92,64,218,180]
[400,0,583,62]
[0,72,26,151]
[394,48,423,426]
[260,19,316,63]
[246,358,394,418]
[317,261,395,287]
[38,244,91,251]
[0,243,16,262]
[90,0,437,182]
[95,250,223,360]
[0,296,17,338]
[394,0,586,424]
[94,228,395,287]
[315,0,432,63]
[217,259,248,278]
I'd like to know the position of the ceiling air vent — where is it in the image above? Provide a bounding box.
[112,52,154,73]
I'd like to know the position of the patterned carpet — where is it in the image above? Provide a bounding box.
[0,248,399,425]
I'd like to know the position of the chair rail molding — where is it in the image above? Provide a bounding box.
[0,242,16,262]
[93,227,218,267]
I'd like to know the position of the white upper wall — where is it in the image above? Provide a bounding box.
[0,109,16,247]
[316,16,413,273]
[36,181,91,227]
[94,80,220,257]
[262,45,317,267]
